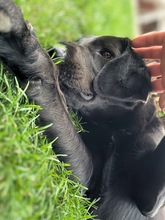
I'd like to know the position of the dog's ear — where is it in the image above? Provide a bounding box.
[122,37,132,49]
[93,38,152,106]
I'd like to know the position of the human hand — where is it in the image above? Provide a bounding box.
[132,31,165,111]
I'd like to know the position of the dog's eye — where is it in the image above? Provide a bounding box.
[100,50,113,60]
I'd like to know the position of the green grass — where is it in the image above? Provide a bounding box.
[0,66,95,220]
[0,1,134,219]
[14,0,134,46]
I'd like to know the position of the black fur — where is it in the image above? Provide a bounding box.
[1,1,165,219]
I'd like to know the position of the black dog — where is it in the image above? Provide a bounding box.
[1,1,165,219]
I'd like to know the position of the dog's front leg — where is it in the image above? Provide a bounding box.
[132,136,165,217]
[0,0,93,186]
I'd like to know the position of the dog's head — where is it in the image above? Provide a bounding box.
[53,36,152,118]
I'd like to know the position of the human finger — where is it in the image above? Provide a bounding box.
[160,39,165,88]
[152,78,165,93]
[132,31,165,48]
[159,91,165,110]
[147,62,161,78]
[133,46,162,59]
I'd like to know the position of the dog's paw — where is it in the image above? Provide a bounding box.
[0,0,25,35]
[0,0,59,96]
